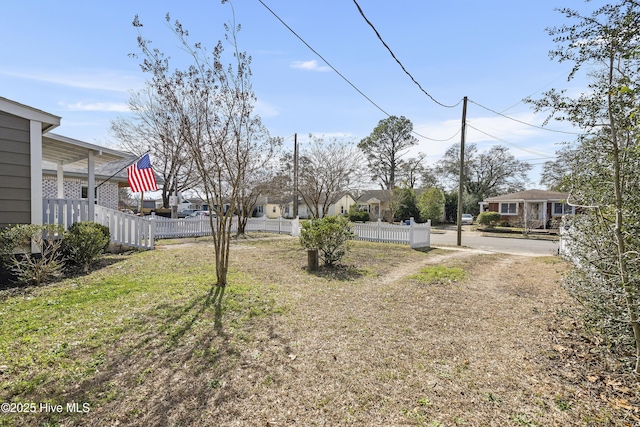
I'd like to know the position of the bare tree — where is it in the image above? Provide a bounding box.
[398,153,427,189]
[132,10,277,302]
[298,136,365,219]
[436,143,531,199]
[236,143,282,235]
[111,86,200,208]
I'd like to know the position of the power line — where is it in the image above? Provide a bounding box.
[468,98,582,135]
[352,0,462,109]
[257,0,390,117]
[256,0,458,143]
[498,68,573,114]
[466,123,556,158]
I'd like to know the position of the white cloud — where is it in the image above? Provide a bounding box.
[306,132,354,140]
[290,60,331,72]
[0,68,143,92]
[411,111,573,166]
[254,99,279,118]
[60,101,130,112]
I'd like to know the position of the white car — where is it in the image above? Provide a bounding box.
[189,210,215,218]
[461,214,474,225]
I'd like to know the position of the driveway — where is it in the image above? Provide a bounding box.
[430,227,559,257]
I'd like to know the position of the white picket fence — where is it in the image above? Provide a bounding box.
[42,199,430,250]
[43,198,90,227]
[152,215,298,239]
[94,206,155,249]
[353,218,430,249]
[43,199,155,249]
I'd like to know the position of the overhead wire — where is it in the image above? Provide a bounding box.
[259,0,575,151]
[468,99,582,135]
[256,0,459,142]
[352,0,462,109]
[465,123,556,158]
[498,68,573,114]
[350,0,578,150]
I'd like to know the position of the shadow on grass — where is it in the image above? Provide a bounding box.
[44,281,275,426]
[411,246,444,254]
[306,264,367,281]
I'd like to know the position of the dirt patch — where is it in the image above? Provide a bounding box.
[77,240,637,426]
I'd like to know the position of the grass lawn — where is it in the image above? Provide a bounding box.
[0,237,637,426]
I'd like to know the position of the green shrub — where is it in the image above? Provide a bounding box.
[418,188,445,224]
[477,211,502,228]
[0,224,65,285]
[62,222,110,272]
[348,204,370,222]
[300,216,355,267]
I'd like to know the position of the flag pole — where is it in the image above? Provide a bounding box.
[95,150,150,190]
[139,190,145,215]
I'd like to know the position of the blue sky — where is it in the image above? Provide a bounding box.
[1,0,598,187]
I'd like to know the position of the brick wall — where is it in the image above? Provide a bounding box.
[42,176,120,210]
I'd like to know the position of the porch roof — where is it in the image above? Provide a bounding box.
[484,189,569,203]
[43,132,133,167]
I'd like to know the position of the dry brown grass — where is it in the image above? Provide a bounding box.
[70,238,639,426]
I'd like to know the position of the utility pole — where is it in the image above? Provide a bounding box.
[457,96,468,247]
[293,133,299,218]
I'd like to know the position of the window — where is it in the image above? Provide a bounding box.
[553,203,572,215]
[340,205,344,214]
[81,186,97,199]
[499,202,517,215]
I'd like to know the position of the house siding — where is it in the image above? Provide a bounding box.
[0,111,31,228]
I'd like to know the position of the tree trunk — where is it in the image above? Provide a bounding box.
[606,55,640,373]
[307,249,318,271]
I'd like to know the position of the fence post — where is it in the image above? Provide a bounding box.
[292,216,300,237]
[149,213,156,249]
[409,217,415,248]
[377,218,381,240]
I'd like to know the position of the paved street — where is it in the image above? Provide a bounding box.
[430,227,559,257]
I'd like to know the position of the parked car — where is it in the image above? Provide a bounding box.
[189,210,215,218]
[177,209,195,218]
[461,214,474,225]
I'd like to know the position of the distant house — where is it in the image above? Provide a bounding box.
[479,189,574,229]
[253,193,356,219]
[253,195,290,219]
[178,198,208,212]
[356,189,430,222]
[356,189,390,221]
[292,193,356,219]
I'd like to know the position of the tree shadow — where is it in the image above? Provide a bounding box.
[42,284,238,426]
[305,263,367,281]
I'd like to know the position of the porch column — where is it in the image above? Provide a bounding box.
[57,162,64,198]
[543,201,548,229]
[29,121,43,227]
[88,149,95,220]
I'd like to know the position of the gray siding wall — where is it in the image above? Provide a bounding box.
[0,111,31,228]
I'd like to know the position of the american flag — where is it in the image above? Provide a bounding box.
[127,153,158,193]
